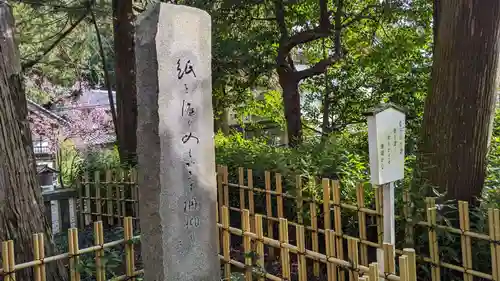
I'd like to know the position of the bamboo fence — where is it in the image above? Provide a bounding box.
[0,218,140,281]
[0,205,416,281]
[74,166,500,281]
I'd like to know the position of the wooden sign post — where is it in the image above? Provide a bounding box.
[365,103,406,277]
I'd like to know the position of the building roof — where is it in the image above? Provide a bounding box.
[54,89,116,111]
[36,164,59,174]
[86,134,116,146]
[363,102,407,116]
[27,99,70,126]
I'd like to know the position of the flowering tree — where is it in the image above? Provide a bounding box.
[59,102,115,146]
[28,97,115,188]
[28,97,115,152]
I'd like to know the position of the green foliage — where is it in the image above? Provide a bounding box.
[483,108,500,209]
[233,90,286,129]
[54,225,140,281]
[14,1,115,102]
[82,146,121,173]
[215,132,369,199]
[58,140,84,187]
[58,144,121,187]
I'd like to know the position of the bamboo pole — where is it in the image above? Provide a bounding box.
[356,183,368,265]
[459,201,472,281]
[94,221,106,281]
[222,206,231,280]
[279,218,291,281]
[248,169,255,233]
[255,214,265,281]
[69,228,81,281]
[242,210,252,281]
[124,217,135,281]
[311,199,320,277]
[265,171,275,260]
[296,224,307,281]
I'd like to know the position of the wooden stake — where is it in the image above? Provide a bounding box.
[332,180,344,281]
[69,228,81,281]
[403,249,416,281]
[426,198,440,281]
[279,218,291,280]
[323,178,331,230]
[105,170,114,225]
[296,175,303,224]
[296,225,307,281]
[125,217,135,281]
[222,206,231,279]
[459,201,472,281]
[398,255,409,281]
[242,210,252,281]
[94,221,106,281]
[276,173,284,219]
[239,167,246,211]
[248,169,255,233]
[95,171,102,222]
[311,199,320,277]
[265,171,275,260]
[383,243,395,274]
[348,238,359,281]
[356,183,368,265]
[255,214,265,281]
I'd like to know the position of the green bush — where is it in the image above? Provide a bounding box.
[484,108,500,209]
[215,131,369,196]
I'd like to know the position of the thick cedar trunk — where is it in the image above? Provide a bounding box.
[113,0,137,165]
[279,71,302,147]
[0,3,67,281]
[419,0,500,203]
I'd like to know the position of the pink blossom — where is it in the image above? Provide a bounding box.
[29,98,115,153]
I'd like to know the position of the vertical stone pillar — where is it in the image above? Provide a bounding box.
[136,3,219,281]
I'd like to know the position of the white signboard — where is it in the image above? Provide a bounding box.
[367,106,405,185]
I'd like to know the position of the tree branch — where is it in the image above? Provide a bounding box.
[90,8,119,143]
[251,17,277,21]
[21,10,89,71]
[280,27,331,57]
[319,0,330,29]
[303,122,328,136]
[275,0,288,39]
[333,0,343,55]
[341,4,379,29]
[295,54,341,80]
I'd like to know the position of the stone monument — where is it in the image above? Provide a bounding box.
[135,3,219,281]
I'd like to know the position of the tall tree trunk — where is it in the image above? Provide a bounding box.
[432,0,440,53]
[419,0,500,204]
[0,3,67,281]
[279,71,302,147]
[113,0,137,165]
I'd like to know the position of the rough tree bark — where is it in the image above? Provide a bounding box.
[0,2,68,281]
[419,0,500,203]
[113,0,137,165]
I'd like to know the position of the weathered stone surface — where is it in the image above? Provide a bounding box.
[136,3,218,281]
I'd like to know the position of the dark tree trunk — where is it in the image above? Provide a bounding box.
[432,0,440,53]
[279,70,302,147]
[321,85,332,145]
[113,0,137,165]
[0,4,68,281]
[419,0,500,204]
